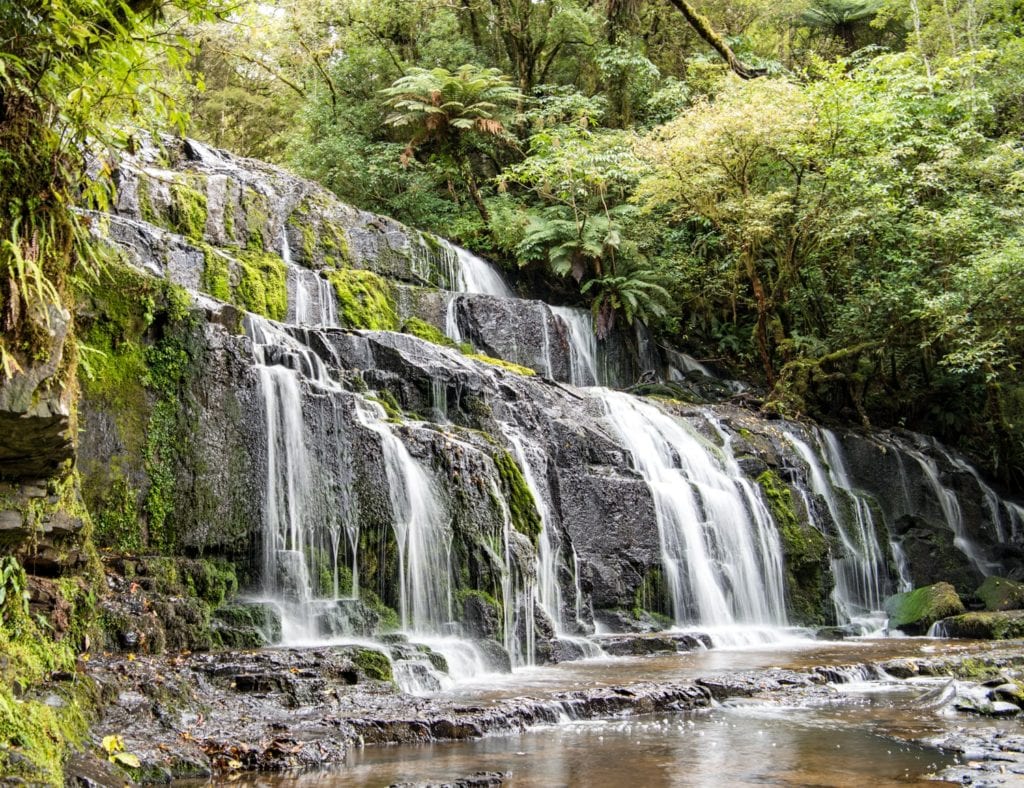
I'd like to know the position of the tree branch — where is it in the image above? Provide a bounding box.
[664,0,766,80]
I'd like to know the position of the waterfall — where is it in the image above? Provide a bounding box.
[247,316,343,642]
[440,240,514,297]
[783,429,890,628]
[550,306,600,387]
[283,228,339,327]
[355,401,453,633]
[599,391,787,629]
[490,477,537,668]
[502,425,564,632]
[899,444,997,576]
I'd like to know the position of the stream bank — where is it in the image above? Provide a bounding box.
[66,637,1024,785]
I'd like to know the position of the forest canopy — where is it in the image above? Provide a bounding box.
[4,0,1023,486]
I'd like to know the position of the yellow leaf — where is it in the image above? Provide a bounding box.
[101,735,124,755]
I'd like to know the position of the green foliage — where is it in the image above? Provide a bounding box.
[0,0,219,378]
[327,269,397,330]
[0,558,97,785]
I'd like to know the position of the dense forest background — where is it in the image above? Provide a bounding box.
[3,0,1023,486]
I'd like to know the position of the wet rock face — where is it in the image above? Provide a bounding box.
[76,135,1024,648]
[0,307,74,480]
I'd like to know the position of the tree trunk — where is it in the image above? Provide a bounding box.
[665,0,766,80]
[463,162,490,224]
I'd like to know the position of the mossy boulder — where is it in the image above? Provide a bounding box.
[884,582,965,634]
[975,576,1024,612]
[935,610,1024,640]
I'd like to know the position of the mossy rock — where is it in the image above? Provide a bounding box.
[465,353,535,376]
[493,450,542,543]
[757,470,832,626]
[352,648,393,682]
[975,576,1024,612]
[401,317,456,348]
[936,610,1024,640]
[884,582,965,634]
[236,251,288,321]
[211,603,282,649]
[327,269,397,330]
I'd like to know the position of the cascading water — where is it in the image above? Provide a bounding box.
[441,242,513,343]
[898,444,998,576]
[549,306,600,387]
[439,240,515,298]
[598,391,788,634]
[247,315,341,642]
[783,429,891,630]
[354,401,454,633]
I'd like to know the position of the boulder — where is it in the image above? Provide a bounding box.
[975,576,1024,612]
[884,582,965,635]
[935,610,1024,640]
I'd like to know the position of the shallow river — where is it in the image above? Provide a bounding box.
[230,636,1019,786]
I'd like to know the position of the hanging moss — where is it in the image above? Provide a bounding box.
[465,353,536,376]
[633,566,672,623]
[200,245,232,302]
[493,451,542,543]
[757,470,831,626]
[326,268,398,330]
[401,317,456,348]
[236,252,288,321]
[168,176,208,241]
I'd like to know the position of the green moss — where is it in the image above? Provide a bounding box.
[633,566,672,621]
[326,269,397,330]
[352,648,393,683]
[369,389,403,420]
[137,176,157,225]
[362,589,400,632]
[200,245,232,302]
[168,176,208,241]
[142,304,200,553]
[884,582,966,633]
[93,476,142,552]
[975,576,1024,612]
[0,558,97,785]
[241,188,270,251]
[465,353,536,376]
[322,223,353,267]
[401,317,456,348]
[236,252,288,321]
[494,451,542,543]
[757,470,831,626]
